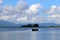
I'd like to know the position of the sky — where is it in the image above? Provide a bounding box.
[0,0,60,24]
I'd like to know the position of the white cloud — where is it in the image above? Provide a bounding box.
[30,16,43,23]
[1,5,13,15]
[0,14,17,23]
[0,0,60,24]
[14,0,28,13]
[0,15,11,20]
[44,5,60,24]
[44,5,60,14]
[48,14,60,24]
[16,16,27,21]
[0,0,43,24]
[44,5,57,14]
[0,0,3,4]
[57,6,60,10]
[26,3,41,15]
[16,16,43,23]
[29,3,41,14]
[50,5,56,11]
[0,0,3,13]
[0,0,28,23]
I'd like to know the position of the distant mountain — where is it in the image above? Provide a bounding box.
[17,23,28,26]
[0,20,16,27]
[18,23,60,26]
[38,23,60,26]
[17,23,60,27]
[0,20,60,27]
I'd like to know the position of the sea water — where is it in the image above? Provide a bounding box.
[0,28,60,40]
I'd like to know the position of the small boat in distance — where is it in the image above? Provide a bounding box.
[21,24,39,31]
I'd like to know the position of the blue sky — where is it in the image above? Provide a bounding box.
[3,0,60,8]
[3,0,18,6]
[0,0,60,24]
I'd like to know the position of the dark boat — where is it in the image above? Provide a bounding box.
[32,28,38,31]
[32,24,39,31]
[21,24,39,31]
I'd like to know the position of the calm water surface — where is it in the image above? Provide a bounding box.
[0,28,60,40]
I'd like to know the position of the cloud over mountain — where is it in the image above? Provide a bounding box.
[44,5,60,24]
[0,0,60,24]
[0,0,43,24]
